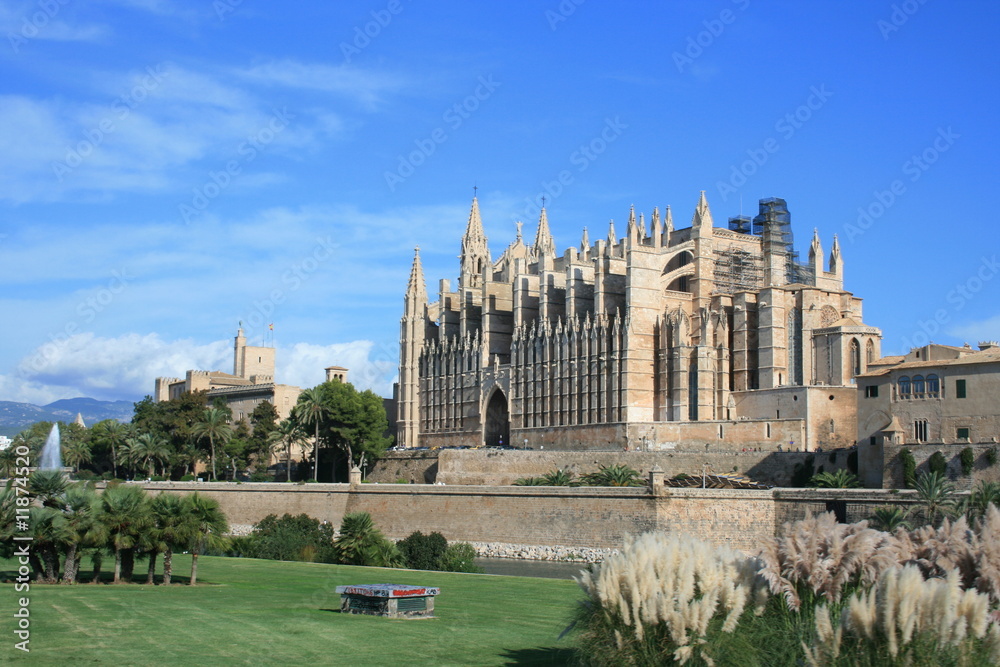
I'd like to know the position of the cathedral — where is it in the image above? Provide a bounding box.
[398,193,882,452]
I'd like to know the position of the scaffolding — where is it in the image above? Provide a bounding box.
[728,215,752,234]
[752,197,812,285]
[713,246,763,295]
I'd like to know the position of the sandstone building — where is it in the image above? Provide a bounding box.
[398,194,882,452]
[154,326,301,423]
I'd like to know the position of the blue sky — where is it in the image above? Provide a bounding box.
[1,0,998,404]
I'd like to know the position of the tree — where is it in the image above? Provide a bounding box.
[331,512,403,567]
[397,531,448,570]
[91,420,131,479]
[28,505,66,583]
[913,471,958,527]
[130,433,171,478]
[247,513,337,562]
[810,470,861,489]
[269,419,307,482]
[59,485,105,584]
[99,484,150,583]
[185,493,229,585]
[62,437,92,474]
[868,506,911,533]
[303,380,392,481]
[293,387,330,482]
[580,464,644,487]
[249,401,280,472]
[149,494,193,585]
[191,408,233,481]
[28,469,69,508]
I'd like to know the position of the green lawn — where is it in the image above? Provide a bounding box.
[1,556,581,666]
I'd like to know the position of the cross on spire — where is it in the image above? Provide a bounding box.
[541,195,547,208]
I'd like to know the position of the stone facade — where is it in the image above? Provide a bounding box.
[856,342,1000,487]
[399,194,880,453]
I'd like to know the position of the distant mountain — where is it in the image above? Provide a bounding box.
[0,397,134,437]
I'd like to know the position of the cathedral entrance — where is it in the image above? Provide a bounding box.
[484,389,510,448]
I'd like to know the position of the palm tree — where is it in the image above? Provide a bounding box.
[191,408,233,481]
[59,485,104,584]
[92,420,130,479]
[150,494,192,585]
[810,469,862,489]
[184,493,229,585]
[28,470,69,508]
[580,464,644,487]
[62,438,92,475]
[868,506,911,533]
[269,419,307,482]
[0,487,17,558]
[541,469,578,486]
[131,433,171,478]
[966,480,1000,522]
[913,470,958,527]
[99,484,150,583]
[29,505,67,583]
[293,388,330,482]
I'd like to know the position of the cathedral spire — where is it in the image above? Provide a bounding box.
[665,205,674,234]
[533,206,555,256]
[460,196,490,289]
[405,246,428,308]
[691,190,714,228]
[830,234,843,276]
[581,226,590,251]
[607,219,617,245]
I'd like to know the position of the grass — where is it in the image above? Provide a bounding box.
[1,556,581,666]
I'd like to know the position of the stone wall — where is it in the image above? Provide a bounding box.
[365,451,439,484]
[132,480,906,556]
[873,442,1000,489]
[431,449,852,487]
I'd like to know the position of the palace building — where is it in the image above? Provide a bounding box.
[398,194,882,452]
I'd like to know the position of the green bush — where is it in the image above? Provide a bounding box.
[960,447,976,476]
[249,471,271,482]
[899,448,916,488]
[791,455,816,487]
[150,475,166,482]
[440,543,483,573]
[332,512,403,568]
[987,446,999,467]
[579,464,643,487]
[397,531,448,570]
[246,513,337,563]
[179,474,196,481]
[928,451,948,476]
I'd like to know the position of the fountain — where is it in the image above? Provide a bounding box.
[39,424,63,471]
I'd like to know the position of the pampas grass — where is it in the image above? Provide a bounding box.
[574,532,767,665]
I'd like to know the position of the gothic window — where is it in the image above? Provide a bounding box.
[926,374,940,397]
[850,339,861,376]
[820,305,839,327]
[866,339,875,365]
[898,376,911,398]
[914,419,928,442]
[788,308,803,385]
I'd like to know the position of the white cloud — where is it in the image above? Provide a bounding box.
[2,332,399,404]
[946,314,1000,344]
[235,60,408,108]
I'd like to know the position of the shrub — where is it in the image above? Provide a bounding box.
[440,543,483,573]
[899,448,917,488]
[579,464,643,487]
[847,449,859,475]
[809,469,861,488]
[512,477,546,486]
[249,471,271,482]
[987,446,998,467]
[150,475,166,482]
[179,474,196,482]
[928,450,948,476]
[397,531,448,570]
[247,513,337,563]
[961,447,976,476]
[332,512,403,568]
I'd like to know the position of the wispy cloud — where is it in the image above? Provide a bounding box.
[235,60,409,108]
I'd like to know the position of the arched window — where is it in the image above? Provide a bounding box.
[926,374,940,396]
[913,375,925,396]
[898,376,911,398]
[851,339,861,376]
[866,339,875,364]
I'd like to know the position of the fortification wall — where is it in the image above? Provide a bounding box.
[877,443,1000,490]
[431,449,851,487]
[132,481,910,555]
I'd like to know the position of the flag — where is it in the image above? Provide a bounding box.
[269,323,274,331]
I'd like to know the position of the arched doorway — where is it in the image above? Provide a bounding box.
[484,389,510,448]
